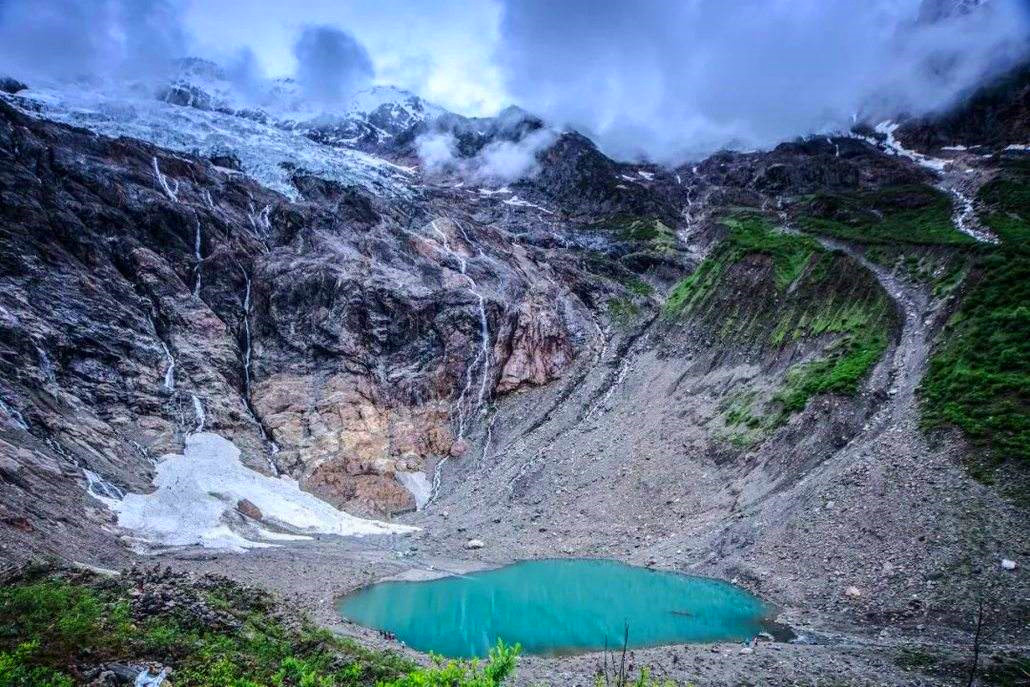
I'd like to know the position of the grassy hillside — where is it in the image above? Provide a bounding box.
[0,567,523,687]
[664,214,893,440]
[798,184,974,245]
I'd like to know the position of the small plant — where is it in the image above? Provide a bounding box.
[377,641,520,687]
[594,626,680,687]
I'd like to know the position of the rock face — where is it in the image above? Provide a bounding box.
[0,83,690,548]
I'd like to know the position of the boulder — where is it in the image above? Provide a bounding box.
[464,538,485,550]
[236,499,263,521]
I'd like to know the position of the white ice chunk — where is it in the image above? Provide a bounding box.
[111,432,415,552]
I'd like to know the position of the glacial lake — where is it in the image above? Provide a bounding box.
[336,558,769,657]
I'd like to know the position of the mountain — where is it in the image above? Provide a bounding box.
[0,56,1027,686]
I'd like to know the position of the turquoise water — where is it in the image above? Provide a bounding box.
[336,558,768,658]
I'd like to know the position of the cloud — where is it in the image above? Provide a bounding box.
[416,126,557,184]
[495,0,1030,162]
[293,25,374,106]
[0,0,187,82]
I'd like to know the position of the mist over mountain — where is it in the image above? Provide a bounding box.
[2,0,1027,164]
[496,0,1030,161]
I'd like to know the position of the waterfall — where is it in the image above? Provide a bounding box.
[0,398,28,430]
[428,218,492,440]
[192,216,203,298]
[248,203,272,235]
[152,157,179,202]
[866,122,997,244]
[160,341,175,391]
[237,264,279,476]
[83,467,124,503]
[239,267,253,398]
[191,394,206,433]
[423,218,495,506]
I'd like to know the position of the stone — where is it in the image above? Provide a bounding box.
[844,586,862,598]
[450,439,470,458]
[236,499,263,521]
[1001,558,1017,570]
[464,538,485,550]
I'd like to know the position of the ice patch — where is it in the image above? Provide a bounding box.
[6,86,416,201]
[110,432,415,552]
[396,471,432,510]
[874,121,948,172]
[502,195,554,214]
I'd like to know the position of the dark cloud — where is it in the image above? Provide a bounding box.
[495,0,1030,162]
[0,0,187,81]
[293,25,374,105]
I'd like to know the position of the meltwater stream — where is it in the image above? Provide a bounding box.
[337,559,769,658]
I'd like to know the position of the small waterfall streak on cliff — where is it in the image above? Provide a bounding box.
[826,137,841,158]
[428,219,492,440]
[192,217,203,298]
[237,264,279,476]
[248,203,272,236]
[430,456,448,504]
[191,394,206,433]
[83,467,125,503]
[152,157,179,202]
[0,398,28,430]
[865,122,997,243]
[240,267,253,398]
[160,342,175,391]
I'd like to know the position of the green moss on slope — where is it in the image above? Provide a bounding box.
[799,184,973,245]
[920,246,1030,468]
[665,213,818,317]
[666,214,893,435]
[977,159,1030,244]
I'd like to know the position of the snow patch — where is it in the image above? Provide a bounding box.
[109,432,415,552]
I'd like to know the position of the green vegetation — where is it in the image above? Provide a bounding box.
[799,184,973,245]
[665,213,818,317]
[774,328,888,415]
[378,643,518,687]
[594,215,677,254]
[920,247,1030,468]
[666,213,893,435]
[977,159,1030,244]
[0,570,417,687]
[607,298,641,326]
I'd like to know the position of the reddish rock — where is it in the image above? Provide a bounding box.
[236,499,263,521]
